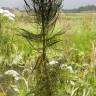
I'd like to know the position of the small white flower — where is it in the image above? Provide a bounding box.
[67,66,74,73]
[5,70,19,77]
[4,10,15,17]
[3,13,15,21]
[3,13,10,17]
[15,76,20,81]
[10,13,15,18]
[0,8,4,14]
[0,9,15,21]
[3,10,10,14]
[49,60,58,65]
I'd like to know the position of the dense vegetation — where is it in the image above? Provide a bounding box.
[0,3,96,96]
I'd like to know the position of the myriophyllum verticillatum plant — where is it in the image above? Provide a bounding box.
[21,0,64,96]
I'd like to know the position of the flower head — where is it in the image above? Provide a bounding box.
[4,10,15,18]
[5,70,19,77]
[0,8,4,14]
[49,60,58,65]
[0,8,15,21]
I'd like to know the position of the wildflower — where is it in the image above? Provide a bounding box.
[67,66,74,73]
[3,13,15,21]
[9,13,15,18]
[0,8,4,14]
[3,13,10,17]
[3,10,10,14]
[4,10,15,18]
[49,60,58,65]
[0,8,15,21]
[5,70,19,77]
[5,70,20,80]
[5,70,20,81]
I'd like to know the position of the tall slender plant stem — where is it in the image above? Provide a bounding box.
[41,0,46,61]
[22,0,64,96]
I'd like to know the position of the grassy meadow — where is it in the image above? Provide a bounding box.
[0,10,96,96]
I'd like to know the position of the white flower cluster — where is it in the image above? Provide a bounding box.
[5,70,20,80]
[60,64,74,73]
[0,8,15,21]
[49,60,74,73]
[49,60,58,65]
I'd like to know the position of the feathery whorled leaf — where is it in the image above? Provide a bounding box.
[47,39,61,47]
[20,28,42,41]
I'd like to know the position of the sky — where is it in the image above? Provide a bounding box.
[0,0,96,9]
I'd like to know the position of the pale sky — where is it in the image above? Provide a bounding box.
[0,0,96,9]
